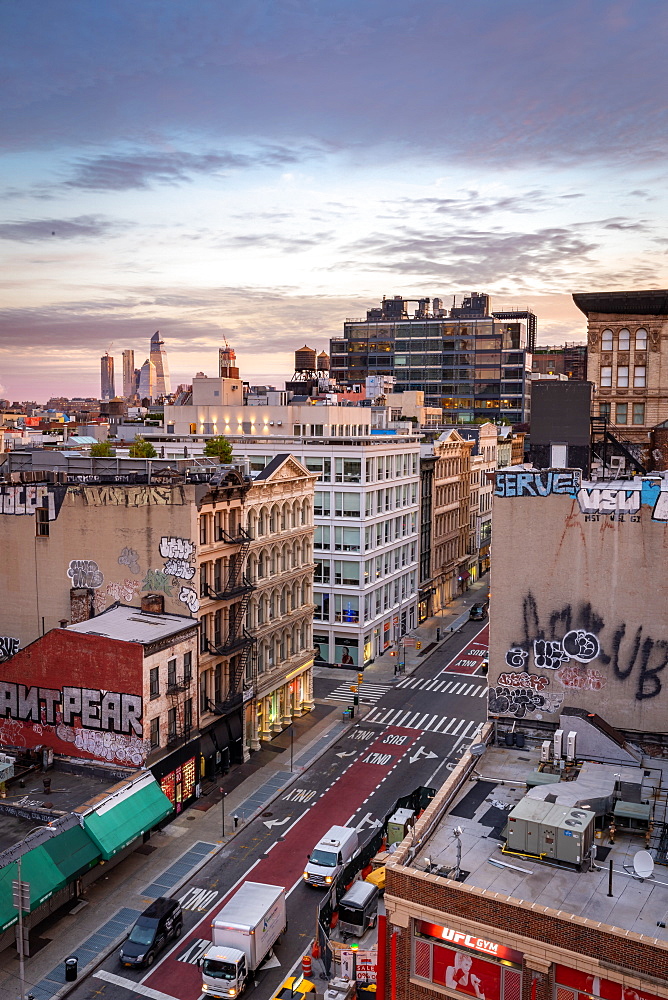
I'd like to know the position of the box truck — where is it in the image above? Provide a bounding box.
[200,882,287,998]
[303,825,359,887]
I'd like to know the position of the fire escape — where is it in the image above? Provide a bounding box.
[166,673,192,745]
[205,526,256,714]
[591,416,646,478]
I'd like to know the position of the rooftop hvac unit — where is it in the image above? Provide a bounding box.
[566,731,577,761]
[541,740,551,763]
[553,729,564,760]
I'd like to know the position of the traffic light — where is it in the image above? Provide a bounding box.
[415,641,422,649]
[358,673,364,685]
[349,685,357,693]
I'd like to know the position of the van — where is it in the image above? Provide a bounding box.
[303,825,358,888]
[337,880,379,938]
[119,897,182,968]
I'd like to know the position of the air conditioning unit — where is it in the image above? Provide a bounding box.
[566,731,577,761]
[553,728,564,761]
[541,740,551,763]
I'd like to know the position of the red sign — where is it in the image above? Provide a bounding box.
[418,921,522,965]
[433,943,501,999]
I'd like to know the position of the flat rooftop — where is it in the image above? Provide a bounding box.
[65,603,196,645]
[412,743,668,942]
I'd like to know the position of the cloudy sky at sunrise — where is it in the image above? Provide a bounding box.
[1,0,667,401]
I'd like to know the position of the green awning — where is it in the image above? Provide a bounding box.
[83,779,173,860]
[43,826,101,881]
[0,846,67,931]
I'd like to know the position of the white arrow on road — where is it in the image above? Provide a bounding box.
[355,812,382,832]
[263,815,292,829]
[336,751,356,758]
[409,747,439,764]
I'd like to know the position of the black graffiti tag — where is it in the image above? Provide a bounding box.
[0,637,19,662]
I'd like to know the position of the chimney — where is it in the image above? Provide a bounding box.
[59,620,68,628]
[141,593,165,614]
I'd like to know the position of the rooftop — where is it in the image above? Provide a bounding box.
[573,289,668,316]
[65,603,197,645]
[406,736,668,943]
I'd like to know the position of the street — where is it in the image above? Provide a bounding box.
[63,619,488,1000]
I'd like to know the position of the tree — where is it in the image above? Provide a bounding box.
[204,435,233,463]
[129,435,157,458]
[90,441,115,457]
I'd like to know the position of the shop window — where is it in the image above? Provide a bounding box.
[334,637,357,667]
[314,634,329,663]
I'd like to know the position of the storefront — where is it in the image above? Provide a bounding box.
[253,660,314,745]
[150,737,200,814]
[418,587,434,623]
[554,965,665,1000]
[200,711,243,778]
[413,919,523,1000]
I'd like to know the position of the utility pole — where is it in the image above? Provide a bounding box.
[13,856,29,1000]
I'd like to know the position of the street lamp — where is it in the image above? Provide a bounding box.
[220,788,226,839]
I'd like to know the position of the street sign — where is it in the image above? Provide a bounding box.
[12,881,29,912]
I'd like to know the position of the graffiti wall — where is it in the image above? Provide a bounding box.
[0,628,150,766]
[490,472,668,732]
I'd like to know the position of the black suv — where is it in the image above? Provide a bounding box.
[468,601,488,621]
[119,897,182,968]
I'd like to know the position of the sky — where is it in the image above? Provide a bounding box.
[1,0,667,401]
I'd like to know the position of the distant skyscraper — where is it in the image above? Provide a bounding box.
[122,349,135,399]
[150,331,171,397]
[138,358,157,401]
[100,353,115,400]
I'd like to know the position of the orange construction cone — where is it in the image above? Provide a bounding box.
[302,954,313,977]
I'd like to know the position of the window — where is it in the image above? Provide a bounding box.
[314,592,330,621]
[335,526,360,551]
[599,402,611,421]
[601,329,613,350]
[633,402,645,425]
[335,458,361,483]
[200,615,208,653]
[616,366,629,388]
[618,328,630,350]
[635,328,648,350]
[167,707,177,743]
[615,403,628,424]
[183,651,192,685]
[184,698,192,733]
[149,717,160,749]
[35,507,49,536]
[314,492,330,516]
[305,456,331,482]
[199,516,208,545]
[335,594,359,623]
[150,667,160,698]
[334,561,360,585]
[334,492,360,517]
[199,564,208,599]
[214,663,222,702]
[200,673,208,714]
[167,659,177,689]
[314,525,330,550]
[634,365,646,387]
[314,559,330,583]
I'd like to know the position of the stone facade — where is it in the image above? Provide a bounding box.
[430,431,472,609]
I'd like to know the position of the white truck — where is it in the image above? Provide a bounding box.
[303,825,359,888]
[200,882,287,998]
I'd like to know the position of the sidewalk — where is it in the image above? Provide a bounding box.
[0,577,489,1000]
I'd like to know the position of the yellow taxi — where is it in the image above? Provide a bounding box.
[271,975,316,1000]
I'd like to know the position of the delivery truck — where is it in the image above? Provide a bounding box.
[303,825,359,888]
[200,882,287,998]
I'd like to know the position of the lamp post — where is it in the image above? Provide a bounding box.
[220,788,226,839]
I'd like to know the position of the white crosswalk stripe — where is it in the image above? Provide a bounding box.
[395,676,487,697]
[326,680,392,704]
[364,708,486,736]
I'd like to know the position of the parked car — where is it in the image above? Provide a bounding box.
[469,601,488,621]
[119,897,182,968]
[271,976,316,1000]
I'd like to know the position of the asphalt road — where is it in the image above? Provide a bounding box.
[69,621,488,1000]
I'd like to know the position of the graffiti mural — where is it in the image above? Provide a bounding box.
[160,536,196,581]
[0,637,20,662]
[73,485,186,507]
[179,586,200,614]
[555,663,606,690]
[93,578,141,614]
[141,568,172,595]
[494,471,668,523]
[0,484,64,519]
[60,726,149,766]
[67,559,104,589]
[488,683,564,719]
[494,470,581,498]
[496,672,550,691]
[118,546,141,574]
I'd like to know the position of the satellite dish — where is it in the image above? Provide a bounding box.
[633,850,655,879]
[469,742,487,757]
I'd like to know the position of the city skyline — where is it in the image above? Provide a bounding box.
[1,0,667,399]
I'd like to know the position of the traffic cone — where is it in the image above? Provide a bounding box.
[302,954,312,977]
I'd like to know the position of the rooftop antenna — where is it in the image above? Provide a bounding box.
[451,826,463,881]
[632,850,655,881]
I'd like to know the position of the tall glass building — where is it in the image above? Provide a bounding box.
[330,294,534,424]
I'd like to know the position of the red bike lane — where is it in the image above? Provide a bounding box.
[441,624,488,674]
[144,725,419,998]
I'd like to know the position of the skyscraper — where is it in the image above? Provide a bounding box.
[150,331,171,397]
[138,358,157,401]
[100,353,115,400]
[122,349,135,399]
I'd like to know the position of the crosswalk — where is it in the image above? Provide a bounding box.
[396,676,488,698]
[365,707,485,737]
[326,680,393,705]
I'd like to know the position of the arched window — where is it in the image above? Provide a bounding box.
[601,329,613,350]
[269,506,277,533]
[258,550,266,579]
[258,507,268,536]
[301,501,309,525]
[636,328,647,350]
[618,328,630,350]
[247,509,257,538]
